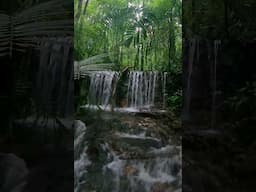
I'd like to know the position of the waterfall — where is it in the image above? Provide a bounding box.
[183,39,196,120]
[36,38,74,117]
[162,72,168,108]
[127,71,160,108]
[86,71,167,110]
[211,40,221,129]
[88,71,119,107]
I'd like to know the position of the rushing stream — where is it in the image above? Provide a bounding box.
[74,118,181,192]
[76,70,180,191]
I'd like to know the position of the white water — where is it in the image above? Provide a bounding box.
[74,120,91,192]
[87,71,167,110]
[74,120,181,192]
[81,104,167,113]
[88,71,119,107]
[103,144,181,192]
[127,71,159,108]
[183,39,196,120]
[162,72,168,108]
[114,132,162,144]
[211,40,221,129]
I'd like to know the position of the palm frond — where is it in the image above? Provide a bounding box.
[78,53,110,65]
[74,53,114,80]
[80,63,114,71]
[0,0,73,57]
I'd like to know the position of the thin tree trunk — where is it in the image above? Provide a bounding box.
[169,0,177,71]
[83,0,90,15]
[191,0,195,32]
[141,41,144,70]
[76,0,83,20]
[136,32,140,70]
[168,16,172,71]
[224,0,229,38]
[145,42,149,70]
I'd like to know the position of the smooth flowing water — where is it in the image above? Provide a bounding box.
[211,40,221,129]
[183,39,196,120]
[162,72,168,108]
[88,71,119,107]
[87,71,167,110]
[127,71,159,108]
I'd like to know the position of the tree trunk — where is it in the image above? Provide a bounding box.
[76,0,83,20]
[224,0,229,39]
[141,41,144,70]
[83,0,90,16]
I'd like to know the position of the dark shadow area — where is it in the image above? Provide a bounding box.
[182,0,256,191]
[0,1,74,191]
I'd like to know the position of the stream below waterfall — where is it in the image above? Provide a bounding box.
[74,109,181,192]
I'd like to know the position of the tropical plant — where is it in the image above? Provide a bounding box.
[74,0,182,72]
[74,53,114,79]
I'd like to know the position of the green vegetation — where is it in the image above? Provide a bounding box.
[74,0,181,71]
[74,0,182,112]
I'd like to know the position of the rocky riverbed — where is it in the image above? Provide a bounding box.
[75,109,181,192]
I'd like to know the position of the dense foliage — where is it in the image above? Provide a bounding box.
[74,0,181,72]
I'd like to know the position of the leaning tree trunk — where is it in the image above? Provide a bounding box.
[83,0,90,16]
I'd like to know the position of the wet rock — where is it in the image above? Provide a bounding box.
[113,134,162,150]
[151,182,175,192]
[123,165,139,177]
[0,153,28,192]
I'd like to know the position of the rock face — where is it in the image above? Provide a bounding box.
[0,153,28,192]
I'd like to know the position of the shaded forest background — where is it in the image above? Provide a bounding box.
[183,0,256,191]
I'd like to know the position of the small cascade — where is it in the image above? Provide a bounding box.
[74,119,181,192]
[127,71,163,108]
[103,145,181,192]
[86,71,167,111]
[74,120,91,192]
[183,39,196,120]
[88,71,119,107]
[211,40,221,128]
[162,72,168,108]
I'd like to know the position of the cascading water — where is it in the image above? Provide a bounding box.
[127,71,164,108]
[86,71,167,111]
[74,120,91,192]
[211,40,221,129]
[183,39,196,120]
[103,144,181,192]
[162,72,168,108]
[74,120,181,192]
[88,71,119,107]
